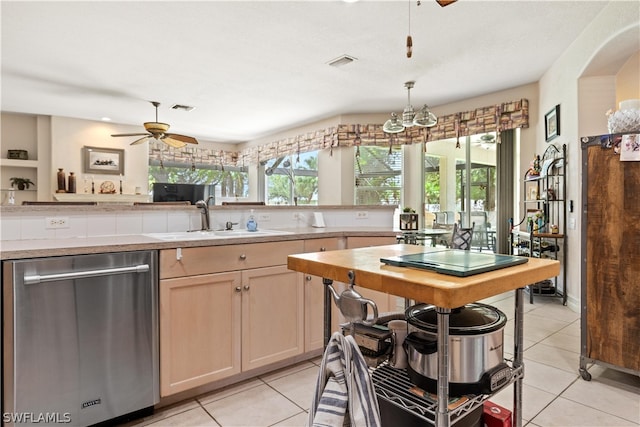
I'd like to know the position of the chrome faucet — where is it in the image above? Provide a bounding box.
[195,196,215,231]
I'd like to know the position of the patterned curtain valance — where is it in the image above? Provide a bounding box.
[428,98,529,141]
[148,140,241,169]
[148,99,528,167]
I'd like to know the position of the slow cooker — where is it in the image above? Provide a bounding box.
[403,302,512,396]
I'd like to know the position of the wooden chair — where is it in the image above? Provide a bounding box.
[450,222,474,250]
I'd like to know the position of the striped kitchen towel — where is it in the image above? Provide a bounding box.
[308,332,381,427]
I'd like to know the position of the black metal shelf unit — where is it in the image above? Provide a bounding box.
[510,144,567,305]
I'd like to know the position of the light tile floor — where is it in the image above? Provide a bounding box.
[126,293,640,427]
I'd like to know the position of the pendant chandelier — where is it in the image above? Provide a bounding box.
[383,81,438,134]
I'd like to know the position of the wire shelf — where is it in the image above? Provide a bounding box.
[370,361,523,426]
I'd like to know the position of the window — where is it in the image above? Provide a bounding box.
[149,162,248,203]
[424,154,443,212]
[456,163,496,212]
[264,151,318,205]
[355,146,402,205]
[423,134,499,251]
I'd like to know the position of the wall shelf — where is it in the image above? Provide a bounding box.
[0,159,39,168]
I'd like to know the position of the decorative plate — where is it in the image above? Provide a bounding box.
[100,180,116,194]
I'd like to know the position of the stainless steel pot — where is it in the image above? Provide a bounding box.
[403,302,510,396]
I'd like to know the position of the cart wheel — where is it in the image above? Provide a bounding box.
[579,368,592,381]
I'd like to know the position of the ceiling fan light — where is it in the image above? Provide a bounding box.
[413,105,438,127]
[144,122,170,133]
[383,112,405,134]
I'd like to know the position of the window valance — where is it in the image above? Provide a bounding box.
[148,99,528,167]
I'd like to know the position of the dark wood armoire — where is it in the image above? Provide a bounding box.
[580,132,640,380]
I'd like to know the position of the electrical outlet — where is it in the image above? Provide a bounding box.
[355,211,369,219]
[568,217,576,230]
[45,216,69,229]
[292,212,302,220]
[258,213,270,221]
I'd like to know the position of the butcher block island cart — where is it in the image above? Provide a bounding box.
[288,244,559,427]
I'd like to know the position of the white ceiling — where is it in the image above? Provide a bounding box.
[1,1,611,144]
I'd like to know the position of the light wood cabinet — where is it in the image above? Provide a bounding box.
[241,265,304,371]
[302,238,344,352]
[159,240,305,396]
[159,241,304,279]
[160,271,242,396]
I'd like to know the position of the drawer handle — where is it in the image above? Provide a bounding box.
[320,247,326,252]
[239,254,247,260]
[243,285,250,291]
[306,275,312,281]
[235,286,242,292]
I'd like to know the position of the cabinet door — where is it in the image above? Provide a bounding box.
[160,272,242,396]
[346,236,402,314]
[241,265,304,371]
[303,238,343,352]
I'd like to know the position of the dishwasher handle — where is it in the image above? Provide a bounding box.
[23,264,150,285]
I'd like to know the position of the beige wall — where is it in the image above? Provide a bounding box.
[0,114,238,201]
[616,51,640,104]
[50,117,147,196]
[540,1,639,310]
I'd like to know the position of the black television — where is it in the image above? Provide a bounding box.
[152,183,214,205]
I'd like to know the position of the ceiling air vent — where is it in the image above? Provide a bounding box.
[327,54,357,67]
[171,104,195,112]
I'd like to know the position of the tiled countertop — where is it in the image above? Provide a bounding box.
[0,227,399,260]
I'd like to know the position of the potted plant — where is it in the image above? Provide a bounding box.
[399,207,419,231]
[10,177,35,190]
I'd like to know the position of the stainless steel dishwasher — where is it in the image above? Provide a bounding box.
[5,251,159,426]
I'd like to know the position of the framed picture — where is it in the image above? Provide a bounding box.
[83,146,124,175]
[545,105,560,142]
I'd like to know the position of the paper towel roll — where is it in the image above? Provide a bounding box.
[312,212,326,228]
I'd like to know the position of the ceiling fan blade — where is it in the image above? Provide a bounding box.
[130,136,151,145]
[162,136,188,149]
[112,132,151,137]
[436,0,457,6]
[165,133,198,145]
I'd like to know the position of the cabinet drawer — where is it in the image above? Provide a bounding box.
[303,237,343,253]
[346,236,396,248]
[160,240,304,278]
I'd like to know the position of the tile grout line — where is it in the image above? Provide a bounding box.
[526,374,585,426]
[555,374,640,424]
[198,400,223,427]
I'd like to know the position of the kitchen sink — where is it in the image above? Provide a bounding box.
[143,229,293,241]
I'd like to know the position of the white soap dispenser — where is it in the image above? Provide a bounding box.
[247,209,258,232]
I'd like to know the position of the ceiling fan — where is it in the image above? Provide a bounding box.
[111,101,198,148]
[473,133,496,149]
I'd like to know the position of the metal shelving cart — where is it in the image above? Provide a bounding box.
[288,245,560,427]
